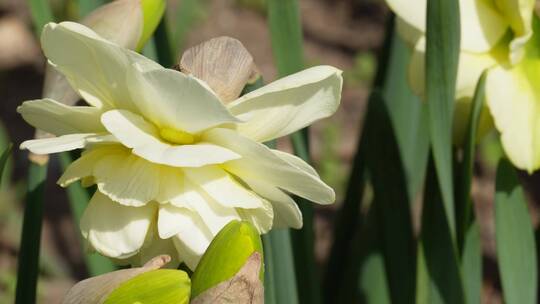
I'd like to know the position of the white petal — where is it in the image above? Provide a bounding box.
[158,204,212,241]
[93,148,160,207]
[271,149,319,177]
[80,192,155,259]
[101,109,241,167]
[41,22,159,110]
[204,128,335,205]
[127,66,240,133]
[236,199,274,234]
[182,179,241,234]
[58,144,121,186]
[20,133,113,154]
[183,166,264,209]
[241,176,302,229]
[18,98,104,136]
[228,65,342,142]
[486,63,540,172]
[387,0,508,53]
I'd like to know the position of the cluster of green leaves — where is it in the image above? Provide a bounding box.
[322,1,538,304]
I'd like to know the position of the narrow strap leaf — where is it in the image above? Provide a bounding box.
[495,159,537,304]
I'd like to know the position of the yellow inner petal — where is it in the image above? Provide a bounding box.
[160,128,196,145]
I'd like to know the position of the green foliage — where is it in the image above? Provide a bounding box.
[191,220,263,298]
[15,162,48,304]
[425,0,461,236]
[495,159,537,304]
[104,269,191,304]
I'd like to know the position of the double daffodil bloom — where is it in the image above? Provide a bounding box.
[386,0,540,172]
[19,22,342,268]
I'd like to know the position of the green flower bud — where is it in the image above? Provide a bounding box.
[191,220,264,299]
[104,269,191,304]
[138,0,166,50]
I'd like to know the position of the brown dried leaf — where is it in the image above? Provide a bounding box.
[62,255,171,304]
[191,252,263,304]
[179,36,258,103]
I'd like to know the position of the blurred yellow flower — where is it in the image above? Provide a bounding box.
[18,22,343,269]
[386,0,540,172]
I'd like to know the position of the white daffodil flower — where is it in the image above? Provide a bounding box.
[18,22,342,269]
[386,0,540,173]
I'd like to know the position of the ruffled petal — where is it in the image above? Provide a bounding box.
[204,128,335,205]
[494,0,535,64]
[17,98,104,136]
[486,62,540,172]
[20,133,115,154]
[241,176,303,229]
[228,65,342,142]
[127,66,240,133]
[41,22,160,110]
[80,192,156,259]
[101,109,241,167]
[183,166,265,209]
[236,198,274,234]
[387,0,508,53]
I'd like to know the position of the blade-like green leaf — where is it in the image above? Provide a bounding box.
[27,0,54,35]
[462,220,481,304]
[356,209,391,304]
[59,153,117,276]
[154,16,174,68]
[363,92,416,304]
[418,160,465,304]
[456,71,487,249]
[495,159,537,304]
[382,30,429,202]
[425,0,461,236]
[0,143,13,186]
[262,230,299,304]
[266,1,319,303]
[15,162,48,304]
[76,0,107,18]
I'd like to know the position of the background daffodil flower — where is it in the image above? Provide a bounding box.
[18,22,343,269]
[385,0,540,172]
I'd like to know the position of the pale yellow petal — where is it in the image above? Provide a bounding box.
[41,22,159,110]
[486,62,540,172]
[127,66,240,133]
[228,65,342,142]
[183,166,265,209]
[80,192,155,259]
[236,198,274,234]
[101,109,241,167]
[495,0,535,63]
[387,0,508,53]
[204,128,335,205]
[17,98,104,136]
[20,133,114,155]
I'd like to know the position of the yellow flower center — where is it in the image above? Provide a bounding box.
[159,128,196,145]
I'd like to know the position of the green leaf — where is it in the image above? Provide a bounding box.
[76,0,107,18]
[425,0,461,236]
[59,153,117,277]
[418,160,465,304]
[495,159,537,304]
[266,1,319,303]
[456,71,487,249]
[0,143,13,186]
[27,0,54,35]
[363,92,416,304]
[382,30,429,202]
[262,229,299,304]
[462,221,481,304]
[15,162,48,304]
[104,269,191,304]
[154,16,174,68]
[191,221,263,299]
